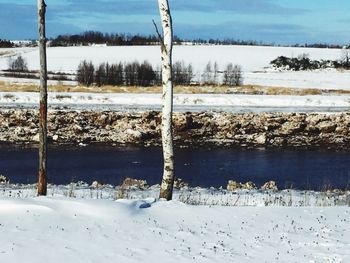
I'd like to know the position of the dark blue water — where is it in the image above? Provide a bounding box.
[0,145,350,190]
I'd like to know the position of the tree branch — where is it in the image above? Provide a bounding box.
[152,19,165,50]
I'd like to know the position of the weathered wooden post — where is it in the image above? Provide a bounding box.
[37,0,48,196]
[156,0,175,200]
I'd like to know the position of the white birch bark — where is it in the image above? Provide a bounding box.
[37,0,48,196]
[157,0,174,200]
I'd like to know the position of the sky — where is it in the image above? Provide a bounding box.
[0,0,350,45]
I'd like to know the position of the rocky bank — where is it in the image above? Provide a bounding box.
[1,109,350,149]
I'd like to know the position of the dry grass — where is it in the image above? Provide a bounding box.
[0,51,15,57]
[0,82,231,94]
[0,81,350,95]
[234,85,350,96]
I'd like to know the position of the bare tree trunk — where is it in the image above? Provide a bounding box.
[157,0,174,200]
[37,0,48,196]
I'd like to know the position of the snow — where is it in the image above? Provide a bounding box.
[0,196,349,263]
[1,91,350,112]
[0,45,344,73]
[0,76,77,86]
[245,71,350,90]
[1,45,350,90]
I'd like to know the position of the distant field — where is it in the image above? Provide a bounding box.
[1,45,350,90]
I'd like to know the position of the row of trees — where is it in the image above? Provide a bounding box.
[5,55,243,87]
[77,60,159,87]
[48,32,349,49]
[201,61,243,86]
[50,31,183,46]
[51,32,268,47]
[77,60,243,87]
[2,33,348,50]
[0,39,14,48]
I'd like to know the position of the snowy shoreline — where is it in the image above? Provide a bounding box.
[1,92,350,112]
[1,183,349,207]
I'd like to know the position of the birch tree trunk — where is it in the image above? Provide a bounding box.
[37,0,48,196]
[157,0,174,200]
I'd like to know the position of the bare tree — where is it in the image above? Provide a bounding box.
[77,60,95,86]
[124,61,139,86]
[8,55,28,72]
[109,63,124,85]
[341,49,350,68]
[213,62,219,85]
[37,0,48,195]
[173,61,193,85]
[136,61,156,86]
[223,63,243,86]
[95,62,106,87]
[201,61,212,84]
[155,0,175,200]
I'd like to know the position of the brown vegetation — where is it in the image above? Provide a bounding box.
[1,81,350,95]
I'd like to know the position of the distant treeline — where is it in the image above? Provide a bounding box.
[192,39,346,49]
[0,39,14,48]
[49,31,350,49]
[2,31,349,49]
[50,31,184,46]
[50,31,271,47]
[292,43,345,49]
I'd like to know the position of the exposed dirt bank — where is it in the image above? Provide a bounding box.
[1,109,350,149]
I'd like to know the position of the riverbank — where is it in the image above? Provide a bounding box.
[1,109,350,149]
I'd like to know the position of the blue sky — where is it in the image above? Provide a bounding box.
[0,0,350,44]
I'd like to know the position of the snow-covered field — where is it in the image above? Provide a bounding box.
[0,196,349,263]
[0,45,345,72]
[1,91,350,112]
[1,45,350,90]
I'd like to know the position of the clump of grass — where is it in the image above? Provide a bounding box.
[3,93,15,99]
